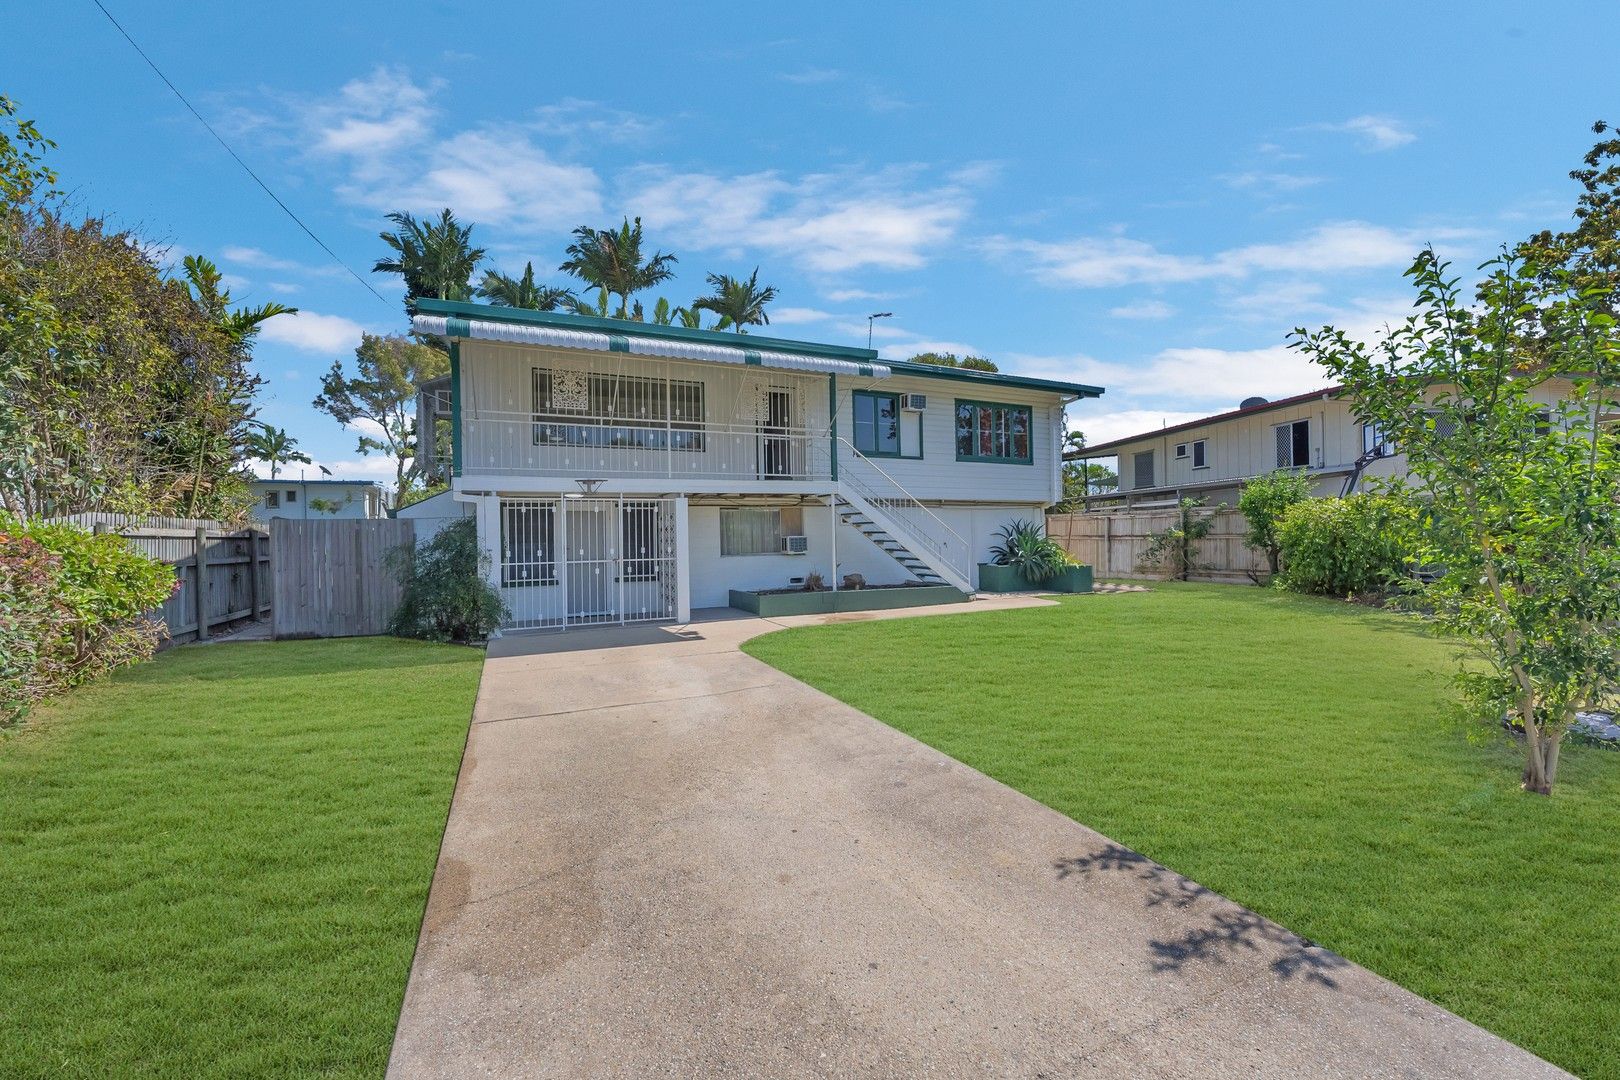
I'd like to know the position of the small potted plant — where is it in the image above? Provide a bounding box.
[980,520,1092,592]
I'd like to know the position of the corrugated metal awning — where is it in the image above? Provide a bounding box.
[412,314,891,379]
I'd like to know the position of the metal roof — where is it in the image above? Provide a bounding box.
[1073,385,1343,457]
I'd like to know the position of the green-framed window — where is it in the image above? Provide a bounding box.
[955,399,1033,464]
[852,390,902,457]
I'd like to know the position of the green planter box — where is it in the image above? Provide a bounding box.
[729,584,968,617]
[977,562,1093,593]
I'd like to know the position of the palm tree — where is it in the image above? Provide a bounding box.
[477,262,577,311]
[182,256,296,343]
[374,209,487,307]
[692,268,778,333]
[558,217,677,319]
[244,424,311,480]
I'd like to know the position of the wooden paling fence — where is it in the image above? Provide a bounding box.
[271,518,415,639]
[1046,508,1268,584]
[49,513,271,645]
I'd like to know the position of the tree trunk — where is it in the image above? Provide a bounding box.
[1520,708,1562,795]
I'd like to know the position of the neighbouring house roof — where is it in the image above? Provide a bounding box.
[1071,385,1344,458]
[249,478,381,488]
[410,299,1105,398]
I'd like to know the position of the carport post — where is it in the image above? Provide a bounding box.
[828,496,838,591]
[674,497,690,622]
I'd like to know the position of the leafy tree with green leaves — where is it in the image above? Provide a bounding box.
[559,216,676,319]
[907,350,999,373]
[386,517,506,642]
[476,261,576,311]
[692,267,777,333]
[374,209,486,310]
[244,424,311,480]
[313,334,447,495]
[1237,469,1316,577]
[1290,213,1620,795]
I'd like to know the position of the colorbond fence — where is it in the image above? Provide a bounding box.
[1046,508,1267,585]
[270,518,415,639]
[48,513,271,645]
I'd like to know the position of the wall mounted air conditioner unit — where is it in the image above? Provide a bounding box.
[780,535,809,555]
[898,393,927,412]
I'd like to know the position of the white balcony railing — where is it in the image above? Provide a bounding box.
[460,410,832,482]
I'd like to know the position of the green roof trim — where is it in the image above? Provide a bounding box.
[607,334,629,353]
[413,297,878,364]
[445,316,471,338]
[744,350,763,365]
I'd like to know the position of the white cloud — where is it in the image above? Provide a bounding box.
[1108,300,1175,320]
[259,310,368,354]
[767,306,836,325]
[1070,409,1216,448]
[311,67,437,156]
[1222,171,1324,193]
[983,221,1474,288]
[780,68,843,85]
[625,164,973,273]
[1006,342,1332,411]
[823,287,897,303]
[1321,114,1417,151]
[530,98,657,143]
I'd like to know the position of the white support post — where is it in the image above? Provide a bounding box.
[674,497,691,622]
[828,495,839,591]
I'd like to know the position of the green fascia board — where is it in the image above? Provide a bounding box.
[413,297,878,364]
[882,359,1105,399]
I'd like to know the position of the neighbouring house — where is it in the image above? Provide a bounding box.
[248,478,386,522]
[406,299,1104,631]
[1070,378,1580,511]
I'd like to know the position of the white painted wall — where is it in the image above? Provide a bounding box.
[395,490,473,545]
[248,481,383,522]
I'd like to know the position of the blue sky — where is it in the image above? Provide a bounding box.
[7,2,1613,484]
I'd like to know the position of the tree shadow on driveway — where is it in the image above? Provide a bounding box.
[1054,842,1350,988]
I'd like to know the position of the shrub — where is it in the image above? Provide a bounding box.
[1274,494,1412,598]
[1237,470,1315,578]
[989,519,1072,582]
[0,516,174,725]
[1136,498,1215,581]
[386,518,507,643]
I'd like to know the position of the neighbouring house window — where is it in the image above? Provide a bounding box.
[853,391,901,456]
[1191,439,1208,469]
[621,502,661,582]
[1362,422,1395,457]
[954,400,1033,464]
[532,368,706,451]
[1174,443,1188,459]
[501,504,556,586]
[265,491,279,508]
[285,489,298,503]
[1133,450,1154,489]
[719,506,804,556]
[1274,419,1310,468]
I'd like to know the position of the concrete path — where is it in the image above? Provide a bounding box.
[388,601,1566,1079]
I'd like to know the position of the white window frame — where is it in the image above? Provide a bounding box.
[1174,442,1188,459]
[1362,422,1395,457]
[1191,439,1208,469]
[1274,419,1311,469]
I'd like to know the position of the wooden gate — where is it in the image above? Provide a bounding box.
[271,518,415,638]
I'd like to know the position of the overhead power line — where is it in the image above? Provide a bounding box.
[90,0,391,307]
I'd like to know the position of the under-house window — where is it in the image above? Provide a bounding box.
[501,504,556,586]
[621,503,661,582]
[1274,420,1310,468]
[720,506,804,556]
[1132,450,1155,489]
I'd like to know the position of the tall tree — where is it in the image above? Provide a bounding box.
[312,334,448,494]
[692,268,777,333]
[477,261,576,311]
[373,209,486,309]
[244,424,311,480]
[559,216,676,319]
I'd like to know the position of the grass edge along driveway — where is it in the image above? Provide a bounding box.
[743,584,1619,1080]
[0,637,483,1080]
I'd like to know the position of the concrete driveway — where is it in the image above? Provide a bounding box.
[388,602,1566,1079]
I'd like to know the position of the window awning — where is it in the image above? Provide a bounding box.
[412,314,891,379]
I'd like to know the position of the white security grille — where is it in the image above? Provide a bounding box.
[1133,450,1154,489]
[498,496,679,631]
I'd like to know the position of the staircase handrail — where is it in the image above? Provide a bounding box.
[823,437,974,585]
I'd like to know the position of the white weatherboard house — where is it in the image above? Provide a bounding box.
[406,299,1104,632]
[248,477,385,521]
[1073,377,1581,510]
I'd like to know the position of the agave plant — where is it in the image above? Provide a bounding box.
[988,519,1071,582]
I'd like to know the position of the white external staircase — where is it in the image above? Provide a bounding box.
[823,438,976,595]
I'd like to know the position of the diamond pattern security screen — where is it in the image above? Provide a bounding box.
[1133,450,1154,489]
[532,368,705,451]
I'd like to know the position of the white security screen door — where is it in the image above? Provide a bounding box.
[499,496,679,630]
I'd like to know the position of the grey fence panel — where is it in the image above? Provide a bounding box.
[271,518,415,639]
[42,515,271,645]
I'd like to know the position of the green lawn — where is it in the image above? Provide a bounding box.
[0,638,483,1080]
[744,584,1620,1079]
